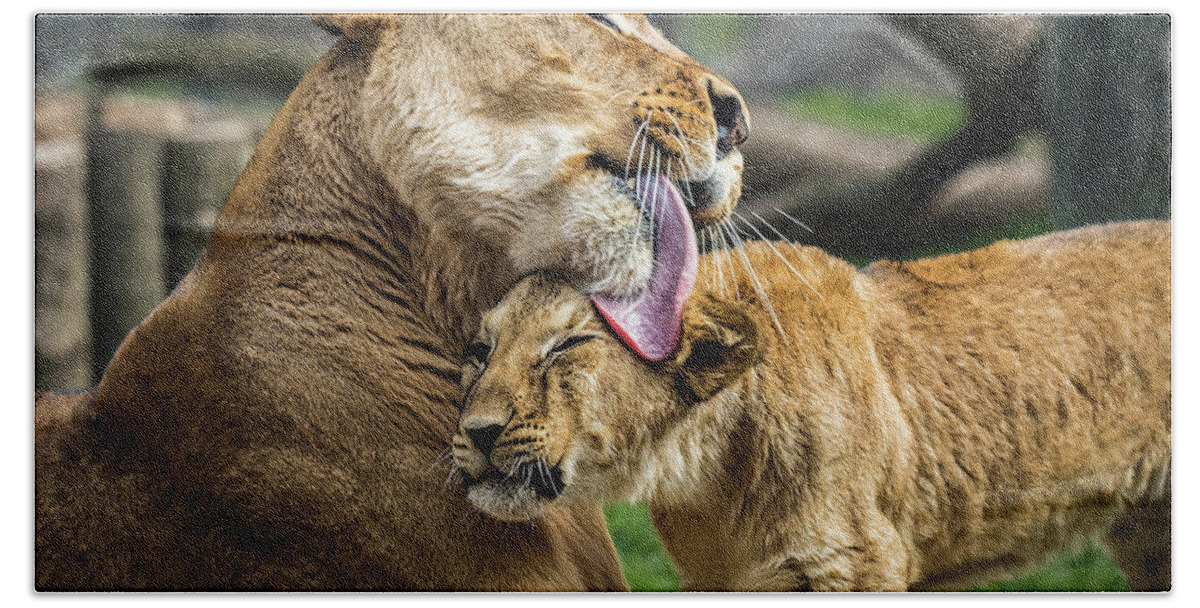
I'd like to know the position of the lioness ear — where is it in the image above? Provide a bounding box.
[670,295,761,405]
[312,13,392,41]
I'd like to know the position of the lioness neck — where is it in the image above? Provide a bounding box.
[210,44,517,346]
[92,39,519,457]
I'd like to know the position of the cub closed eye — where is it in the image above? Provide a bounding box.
[548,334,596,357]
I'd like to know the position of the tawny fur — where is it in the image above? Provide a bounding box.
[35,14,748,590]
[455,221,1170,591]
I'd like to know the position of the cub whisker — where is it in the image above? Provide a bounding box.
[426,447,453,473]
[538,455,560,496]
[444,462,461,488]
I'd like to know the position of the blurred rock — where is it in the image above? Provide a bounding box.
[35,14,336,99]
[658,14,1166,259]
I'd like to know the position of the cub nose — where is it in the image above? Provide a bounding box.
[708,78,749,158]
[463,422,506,456]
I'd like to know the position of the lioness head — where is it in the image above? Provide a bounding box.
[313,14,748,355]
[452,275,760,521]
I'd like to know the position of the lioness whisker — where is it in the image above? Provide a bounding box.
[707,230,722,295]
[715,223,740,300]
[660,157,674,240]
[706,226,728,299]
[773,207,816,234]
[606,89,636,106]
[664,128,698,208]
[648,150,663,241]
[636,111,654,186]
[662,111,698,196]
[624,115,653,180]
[733,212,823,299]
[723,220,789,342]
[745,209,794,244]
[716,226,732,299]
[704,226,717,294]
[750,208,830,290]
[630,117,654,248]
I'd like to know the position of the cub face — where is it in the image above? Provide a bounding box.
[453,275,760,521]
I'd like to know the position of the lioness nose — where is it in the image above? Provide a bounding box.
[708,79,748,158]
[463,422,506,455]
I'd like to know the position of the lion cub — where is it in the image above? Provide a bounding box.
[453,221,1170,591]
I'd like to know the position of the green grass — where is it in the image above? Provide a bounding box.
[604,502,1130,592]
[783,87,967,143]
[898,212,1058,262]
[973,542,1130,592]
[603,503,680,592]
[665,15,752,65]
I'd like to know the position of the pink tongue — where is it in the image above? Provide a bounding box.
[591,175,699,362]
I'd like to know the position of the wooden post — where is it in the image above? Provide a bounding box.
[35,137,93,391]
[161,119,255,288]
[86,122,169,378]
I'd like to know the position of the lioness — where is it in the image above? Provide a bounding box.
[36,14,749,590]
[454,220,1171,591]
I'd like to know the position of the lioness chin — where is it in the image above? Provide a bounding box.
[454,220,1170,591]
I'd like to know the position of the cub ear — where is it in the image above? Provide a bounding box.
[312,13,392,41]
[670,295,761,405]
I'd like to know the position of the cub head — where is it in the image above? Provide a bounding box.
[312,14,748,350]
[452,275,760,521]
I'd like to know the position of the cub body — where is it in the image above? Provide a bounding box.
[454,221,1171,591]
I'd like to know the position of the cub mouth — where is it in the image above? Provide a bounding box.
[463,461,565,501]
